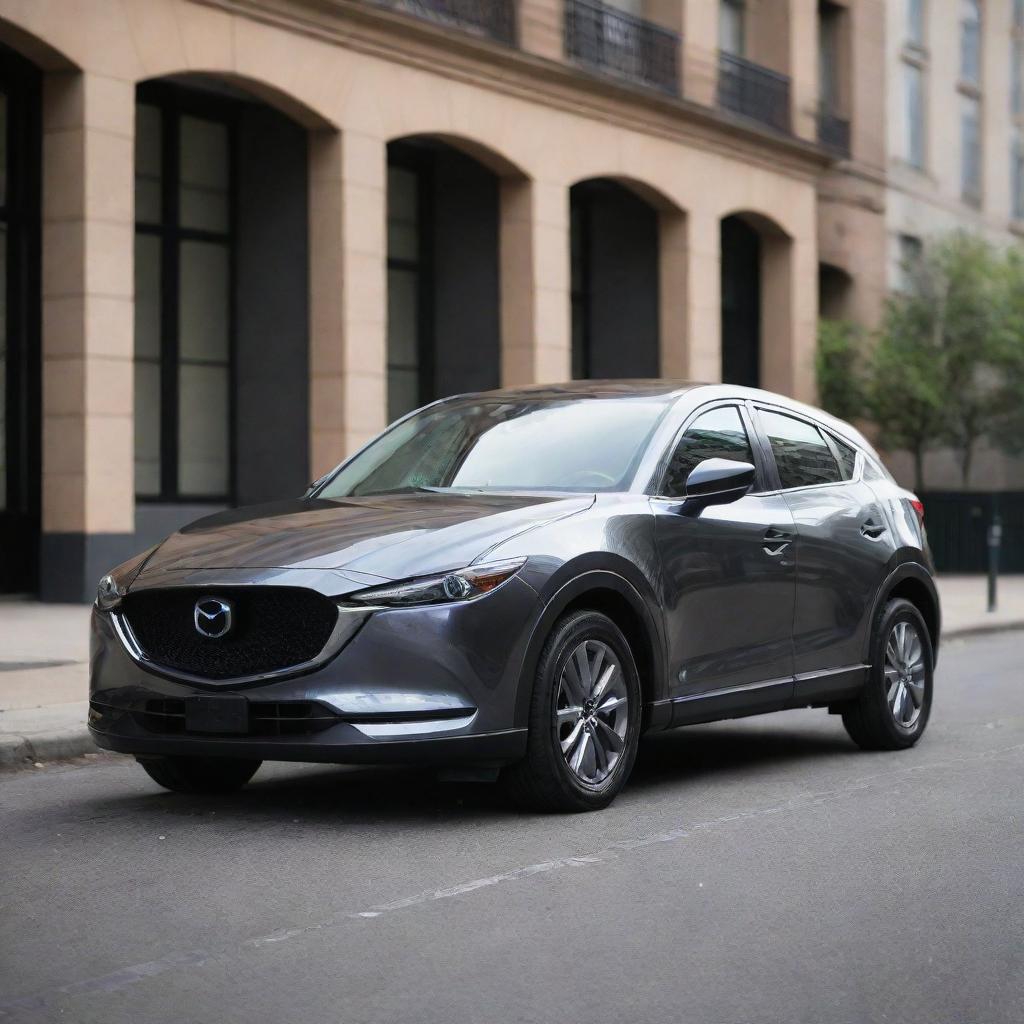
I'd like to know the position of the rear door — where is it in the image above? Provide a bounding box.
[651,402,796,710]
[752,406,896,700]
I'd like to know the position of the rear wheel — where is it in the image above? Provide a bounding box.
[842,597,933,750]
[503,610,641,813]
[137,755,262,794]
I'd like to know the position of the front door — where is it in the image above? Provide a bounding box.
[0,47,41,594]
[652,403,796,718]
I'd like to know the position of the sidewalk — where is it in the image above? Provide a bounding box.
[2,575,1023,768]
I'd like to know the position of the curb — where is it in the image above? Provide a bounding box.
[941,620,1024,642]
[0,727,97,769]
[2,620,1023,770]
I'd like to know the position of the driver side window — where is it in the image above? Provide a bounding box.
[662,406,755,498]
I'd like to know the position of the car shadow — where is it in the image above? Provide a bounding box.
[65,718,858,828]
[627,721,857,796]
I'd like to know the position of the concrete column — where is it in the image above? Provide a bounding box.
[982,0,1013,222]
[519,0,563,63]
[760,232,817,403]
[500,177,571,385]
[682,0,720,106]
[847,0,885,167]
[788,0,819,142]
[658,209,688,378]
[683,207,721,382]
[307,130,387,476]
[40,71,135,601]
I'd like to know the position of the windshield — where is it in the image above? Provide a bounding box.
[317,397,672,498]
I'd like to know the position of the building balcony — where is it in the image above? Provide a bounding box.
[374,0,516,45]
[716,51,791,134]
[817,106,850,156]
[564,0,680,97]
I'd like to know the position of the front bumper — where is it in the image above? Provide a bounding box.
[88,576,539,766]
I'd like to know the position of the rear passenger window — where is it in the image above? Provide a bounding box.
[662,406,754,498]
[830,435,858,480]
[759,410,842,489]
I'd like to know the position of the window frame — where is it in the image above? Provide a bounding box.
[134,81,238,505]
[386,144,436,423]
[749,402,861,494]
[902,58,927,170]
[648,399,770,499]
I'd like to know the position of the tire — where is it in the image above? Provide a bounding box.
[842,597,933,751]
[502,610,642,813]
[137,755,262,794]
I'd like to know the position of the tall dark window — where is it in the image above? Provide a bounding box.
[960,0,982,86]
[570,179,660,380]
[720,215,761,388]
[0,45,41,593]
[134,84,234,501]
[385,139,500,423]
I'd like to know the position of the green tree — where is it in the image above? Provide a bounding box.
[816,319,867,423]
[988,247,1024,456]
[868,300,947,494]
[870,233,1008,490]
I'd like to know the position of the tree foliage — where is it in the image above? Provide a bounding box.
[817,232,1024,492]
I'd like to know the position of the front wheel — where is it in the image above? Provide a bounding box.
[842,598,934,751]
[502,610,641,812]
[137,755,262,793]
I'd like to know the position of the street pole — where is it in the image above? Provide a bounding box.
[987,514,1001,613]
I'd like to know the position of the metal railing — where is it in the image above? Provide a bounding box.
[375,0,516,45]
[565,0,680,96]
[817,106,850,156]
[716,51,791,134]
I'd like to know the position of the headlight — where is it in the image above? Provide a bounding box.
[95,574,124,611]
[347,557,527,608]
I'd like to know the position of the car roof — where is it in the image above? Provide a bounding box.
[459,379,706,401]
[446,380,878,457]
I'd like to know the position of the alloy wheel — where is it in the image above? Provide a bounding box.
[555,639,629,785]
[884,620,926,730]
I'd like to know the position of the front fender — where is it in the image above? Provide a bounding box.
[511,565,667,731]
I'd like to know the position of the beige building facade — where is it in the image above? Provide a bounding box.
[0,0,884,600]
[884,0,1024,490]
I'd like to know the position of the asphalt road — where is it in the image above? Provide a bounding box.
[1,632,1022,1024]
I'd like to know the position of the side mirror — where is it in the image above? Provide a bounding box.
[679,458,755,516]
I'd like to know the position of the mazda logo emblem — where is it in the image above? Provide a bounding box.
[194,597,233,639]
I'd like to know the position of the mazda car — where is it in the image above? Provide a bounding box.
[89,382,939,812]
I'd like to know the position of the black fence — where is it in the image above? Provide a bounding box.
[565,0,680,96]
[716,51,791,134]
[920,492,1024,574]
[817,107,850,156]
[376,0,517,45]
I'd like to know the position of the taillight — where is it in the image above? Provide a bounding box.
[910,498,925,526]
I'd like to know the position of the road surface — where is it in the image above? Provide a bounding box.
[1,631,1022,1023]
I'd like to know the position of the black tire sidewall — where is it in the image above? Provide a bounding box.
[869,598,934,747]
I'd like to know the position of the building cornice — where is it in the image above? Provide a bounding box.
[195,0,833,181]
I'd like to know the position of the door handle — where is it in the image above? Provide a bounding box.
[763,527,794,556]
[860,519,887,540]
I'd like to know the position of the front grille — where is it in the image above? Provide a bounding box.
[135,698,340,736]
[121,587,339,680]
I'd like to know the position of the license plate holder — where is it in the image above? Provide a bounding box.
[185,694,249,734]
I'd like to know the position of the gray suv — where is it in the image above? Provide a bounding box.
[89,382,939,812]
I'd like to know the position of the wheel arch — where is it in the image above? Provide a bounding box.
[866,562,941,666]
[513,570,666,731]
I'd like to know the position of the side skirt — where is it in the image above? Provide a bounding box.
[656,665,869,728]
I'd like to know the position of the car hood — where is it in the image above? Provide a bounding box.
[136,492,593,581]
